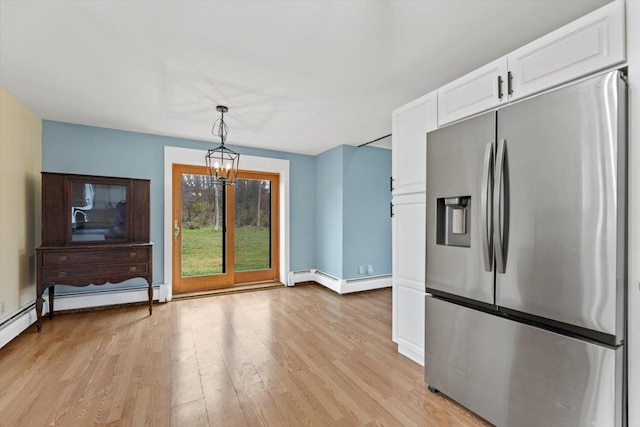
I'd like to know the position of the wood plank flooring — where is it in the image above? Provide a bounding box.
[0,284,489,426]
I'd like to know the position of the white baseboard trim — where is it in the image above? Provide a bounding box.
[0,302,38,349]
[288,270,392,294]
[341,275,392,293]
[46,284,168,312]
[286,269,316,286]
[314,270,343,293]
[397,341,424,366]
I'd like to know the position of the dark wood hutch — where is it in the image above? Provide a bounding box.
[36,172,153,331]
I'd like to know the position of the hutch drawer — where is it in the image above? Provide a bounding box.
[41,246,150,266]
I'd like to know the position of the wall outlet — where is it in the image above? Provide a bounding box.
[367,265,373,275]
[358,266,364,274]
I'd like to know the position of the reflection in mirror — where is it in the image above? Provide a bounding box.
[70,182,127,242]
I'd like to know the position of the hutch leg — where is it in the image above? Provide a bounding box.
[48,285,55,319]
[35,287,44,333]
[147,279,153,315]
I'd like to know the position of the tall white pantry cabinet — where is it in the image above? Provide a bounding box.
[391,91,436,364]
[391,0,628,367]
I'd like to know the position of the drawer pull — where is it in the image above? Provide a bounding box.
[58,271,67,278]
[129,266,137,272]
[59,255,68,261]
[129,252,137,258]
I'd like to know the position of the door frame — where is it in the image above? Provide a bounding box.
[163,146,290,301]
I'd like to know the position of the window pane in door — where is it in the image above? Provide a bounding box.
[180,173,225,277]
[234,178,271,272]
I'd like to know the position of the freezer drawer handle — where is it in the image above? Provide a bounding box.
[481,141,494,272]
[493,139,507,273]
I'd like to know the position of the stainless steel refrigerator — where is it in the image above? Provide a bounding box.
[425,70,626,427]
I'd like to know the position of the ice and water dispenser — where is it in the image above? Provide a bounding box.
[436,196,471,247]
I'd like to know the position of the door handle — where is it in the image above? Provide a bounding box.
[481,141,494,272]
[493,139,507,273]
[174,220,180,241]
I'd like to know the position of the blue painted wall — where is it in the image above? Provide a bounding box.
[42,121,391,293]
[42,121,316,292]
[313,144,392,280]
[314,145,344,278]
[342,145,392,279]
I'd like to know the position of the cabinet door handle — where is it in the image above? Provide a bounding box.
[498,75,504,99]
[129,252,137,258]
[390,202,394,218]
[507,71,513,95]
[390,177,394,192]
[58,271,67,278]
[174,220,180,240]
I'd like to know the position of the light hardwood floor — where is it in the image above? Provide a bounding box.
[0,284,489,426]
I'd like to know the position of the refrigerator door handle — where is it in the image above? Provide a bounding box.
[493,139,506,273]
[481,141,494,272]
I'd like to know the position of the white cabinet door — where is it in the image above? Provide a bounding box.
[437,58,508,127]
[392,192,426,365]
[391,91,437,195]
[508,0,625,102]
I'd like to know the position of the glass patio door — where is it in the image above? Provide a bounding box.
[172,165,278,293]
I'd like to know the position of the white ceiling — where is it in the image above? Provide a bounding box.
[0,0,610,155]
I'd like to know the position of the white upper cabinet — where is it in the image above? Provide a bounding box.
[508,0,625,102]
[437,58,508,126]
[438,1,625,126]
[392,91,437,195]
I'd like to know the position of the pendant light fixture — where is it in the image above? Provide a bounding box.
[205,105,240,185]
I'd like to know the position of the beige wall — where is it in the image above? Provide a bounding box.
[0,88,42,319]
